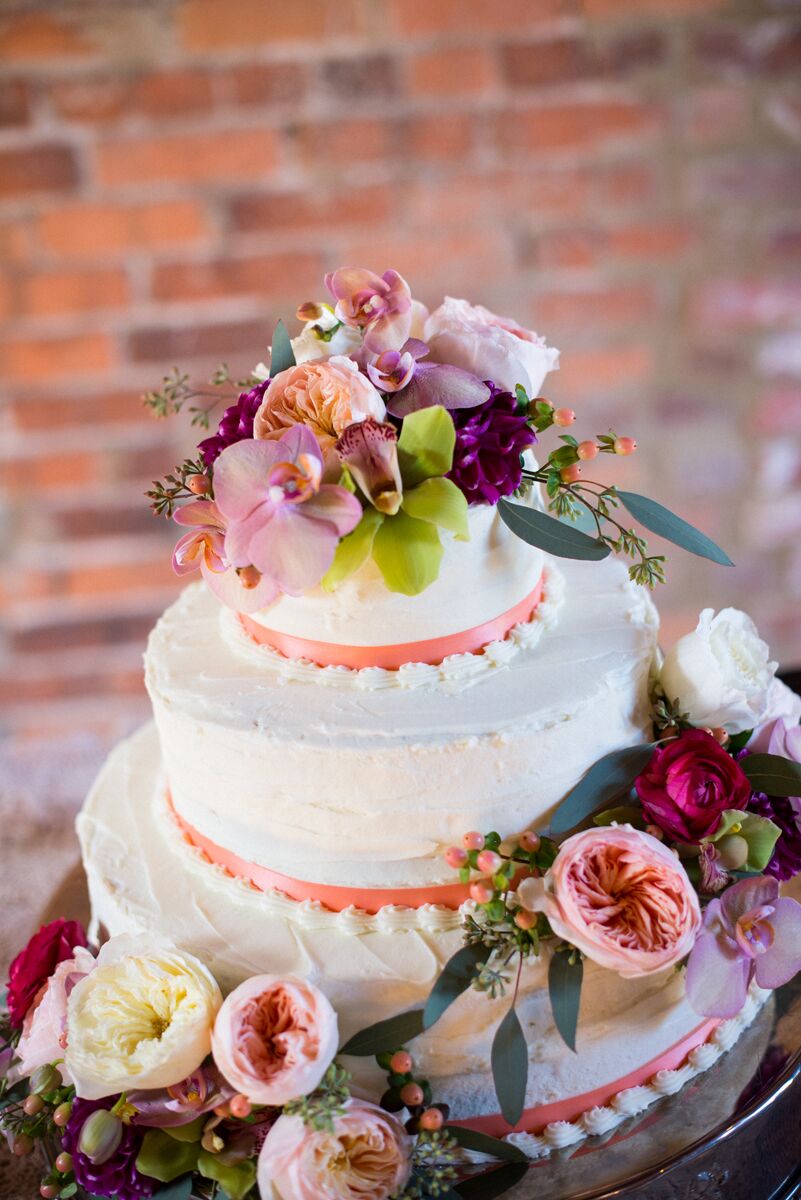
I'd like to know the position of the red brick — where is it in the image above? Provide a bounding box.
[0,13,93,60]
[584,0,727,14]
[0,217,33,262]
[595,161,659,208]
[688,153,801,206]
[224,62,308,107]
[389,0,570,36]
[1,451,98,492]
[179,0,360,49]
[50,75,133,121]
[97,128,278,187]
[554,345,654,400]
[532,229,601,270]
[150,251,323,303]
[500,101,660,153]
[51,503,156,540]
[0,144,79,198]
[0,78,29,125]
[692,279,801,329]
[1,333,114,381]
[503,38,594,88]
[607,223,694,260]
[228,184,393,233]
[337,229,513,292]
[52,70,215,122]
[405,113,473,161]
[19,267,129,317]
[297,117,398,166]
[531,284,659,330]
[135,68,215,117]
[681,85,751,144]
[128,319,269,363]
[9,611,159,655]
[409,47,496,96]
[597,29,667,73]
[9,390,144,431]
[321,55,399,102]
[38,200,209,257]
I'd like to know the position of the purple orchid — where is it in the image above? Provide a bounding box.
[171,499,278,613]
[325,267,413,353]
[214,425,362,596]
[685,875,801,1018]
[128,1065,234,1128]
[366,339,428,392]
[336,418,403,515]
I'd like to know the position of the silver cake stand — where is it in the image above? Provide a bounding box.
[32,863,801,1200]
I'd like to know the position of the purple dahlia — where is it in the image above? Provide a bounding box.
[61,1098,156,1200]
[748,791,801,882]
[446,382,536,506]
[198,379,269,466]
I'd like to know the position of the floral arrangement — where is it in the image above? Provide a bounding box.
[145,266,731,609]
[1,932,528,1200]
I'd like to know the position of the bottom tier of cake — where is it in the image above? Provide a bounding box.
[77,723,768,1154]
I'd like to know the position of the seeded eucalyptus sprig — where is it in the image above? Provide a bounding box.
[142,362,262,430]
[146,456,211,518]
[284,1062,352,1132]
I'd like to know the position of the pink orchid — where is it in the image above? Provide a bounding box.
[325,267,413,354]
[214,425,362,596]
[128,1066,234,1128]
[336,419,403,515]
[365,339,428,392]
[685,875,801,1018]
[172,499,280,614]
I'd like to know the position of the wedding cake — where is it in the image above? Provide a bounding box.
[5,268,801,1200]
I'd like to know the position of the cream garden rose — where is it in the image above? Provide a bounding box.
[254,355,385,456]
[65,935,222,1100]
[659,608,780,733]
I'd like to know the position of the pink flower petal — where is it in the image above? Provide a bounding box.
[213,440,284,520]
[721,875,779,928]
[172,530,205,575]
[754,897,801,989]
[685,924,752,1018]
[173,499,225,530]
[299,485,363,536]
[247,508,339,595]
[202,561,279,613]
[386,363,490,418]
[224,503,273,568]
[363,307,412,354]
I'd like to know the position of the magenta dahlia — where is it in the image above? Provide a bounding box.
[748,791,801,882]
[61,1098,156,1200]
[446,382,536,506]
[198,379,269,466]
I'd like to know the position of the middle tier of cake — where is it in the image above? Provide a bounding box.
[145,556,659,890]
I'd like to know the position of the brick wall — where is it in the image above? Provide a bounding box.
[2,0,801,741]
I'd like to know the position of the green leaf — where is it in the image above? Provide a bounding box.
[339,1009,425,1056]
[741,753,801,797]
[424,943,488,1030]
[58,1187,77,1200]
[153,1181,193,1200]
[593,804,647,830]
[198,1150,257,1200]
[321,508,382,590]
[498,499,611,561]
[727,728,754,754]
[446,1125,528,1163]
[549,743,655,836]
[491,1005,528,1127]
[455,1163,529,1198]
[402,476,469,540]
[136,1129,199,1183]
[165,1115,205,1142]
[709,809,781,871]
[548,951,583,1052]
[616,491,734,567]
[269,319,295,376]
[397,405,455,488]
[372,510,443,595]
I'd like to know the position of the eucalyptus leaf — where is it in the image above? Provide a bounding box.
[402,476,470,540]
[548,951,583,1053]
[152,1180,193,1200]
[198,1149,257,1200]
[446,1125,528,1163]
[549,743,655,836]
[491,1005,528,1127]
[397,405,455,488]
[741,753,801,797]
[455,1161,529,1198]
[424,943,487,1030]
[321,508,383,591]
[616,491,734,566]
[269,318,295,377]
[339,1008,424,1056]
[372,510,444,595]
[498,500,611,561]
[135,1129,199,1183]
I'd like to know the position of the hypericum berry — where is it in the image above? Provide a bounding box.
[613,436,637,456]
[519,830,540,853]
[40,1185,58,1200]
[399,1082,424,1107]
[645,824,664,841]
[470,880,494,905]
[462,831,485,851]
[53,1102,72,1127]
[476,849,502,874]
[390,1051,413,1075]
[188,473,211,495]
[213,1102,231,1118]
[229,1094,252,1119]
[577,440,599,461]
[553,407,576,427]
[23,1094,45,1116]
[297,301,325,322]
[560,464,581,484]
[419,1107,444,1131]
[54,1152,72,1174]
[710,726,729,745]
[236,565,262,590]
[12,1135,33,1157]
[445,845,468,869]
[514,909,537,931]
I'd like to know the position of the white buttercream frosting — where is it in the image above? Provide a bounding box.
[145,557,659,887]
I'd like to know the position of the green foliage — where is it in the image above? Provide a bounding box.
[548,947,583,1053]
[136,1129,200,1182]
[372,510,444,596]
[548,743,655,836]
[146,456,210,518]
[490,1005,527,1127]
[284,1062,351,1132]
[401,476,469,540]
[741,753,801,797]
[498,500,611,561]
[445,1125,527,1163]
[340,1009,425,1056]
[397,406,456,489]
[321,508,383,590]
[709,809,781,871]
[616,490,734,567]
[269,319,296,376]
[197,1149,257,1200]
[424,944,488,1030]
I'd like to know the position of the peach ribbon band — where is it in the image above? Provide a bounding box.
[451,1016,720,1138]
[169,796,474,913]
[237,573,545,670]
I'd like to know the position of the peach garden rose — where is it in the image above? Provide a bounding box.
[211,975,338,1106]
[518,825,701,978]
[257,1100,412,1200]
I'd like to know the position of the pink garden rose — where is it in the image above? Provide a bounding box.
[211,975,338,1106]
[254,356,385,457]
[518,826,701,978]
[258,1100,412,1200]
[6,919,89,1029]
[424,296,559,396]
[11,946,95,1084]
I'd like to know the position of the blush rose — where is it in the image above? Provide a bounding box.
[6,919,88,1029]
[11,946,96,1085]
[211,975,338,1106]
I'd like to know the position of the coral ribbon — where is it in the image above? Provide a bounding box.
[238,573,544,670]
[169,797,473,913]
[450,1016,720,1137]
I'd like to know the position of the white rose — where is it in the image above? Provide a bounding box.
[65,934,221,1100]
[659,608,778,733]
[291,306,363,365]
[424,296,559,395]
